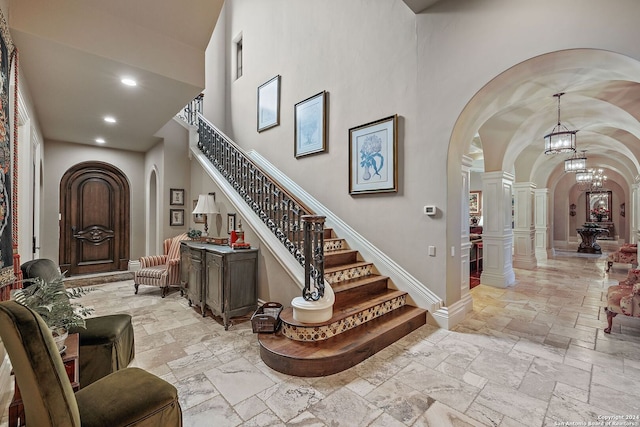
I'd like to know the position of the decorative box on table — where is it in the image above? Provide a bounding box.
[200,236,229,245]
[251,302,283,333]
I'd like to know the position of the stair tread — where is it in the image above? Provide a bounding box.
[331,274,389,294]
[280,289,406,327]
[259,305,426,361]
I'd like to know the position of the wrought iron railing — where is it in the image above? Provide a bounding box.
[178,93,204,126]
[196,113,325,300]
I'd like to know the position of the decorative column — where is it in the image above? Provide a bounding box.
[513,182,537,269]
[480,171,515,288]
[534,188,550,260]
[460,156,472,297]
[632,183,640,244]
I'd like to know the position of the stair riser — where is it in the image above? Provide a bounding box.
[324,251,358,268]
[334,279,389,306]
[325,264,372,284]
[282,294,406,342]
[324,239,345,252]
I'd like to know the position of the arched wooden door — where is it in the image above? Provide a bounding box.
[59,162,130,276]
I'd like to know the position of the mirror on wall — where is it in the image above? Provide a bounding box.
[586,191,612,222]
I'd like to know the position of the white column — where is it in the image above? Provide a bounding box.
[632,183,640,244]
[534,188,550,260]
[480,171,516,288]
[461,156,472,297]
[513,182,537,269]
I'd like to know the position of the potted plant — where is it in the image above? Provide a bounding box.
[13,274,94,351]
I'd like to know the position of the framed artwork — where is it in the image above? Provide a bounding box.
[227,213,237,234]
[294,91,327,157]
[348,115,398,195]
[170,209,185,226]
[193,199,206,223]
[170,188,184,206]
[469,191,481,215]
[257,75,280,132]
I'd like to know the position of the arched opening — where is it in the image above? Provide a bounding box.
[448,48,640,297]
[147,168,159,256]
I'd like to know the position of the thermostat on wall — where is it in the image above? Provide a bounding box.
[424,205,436,216]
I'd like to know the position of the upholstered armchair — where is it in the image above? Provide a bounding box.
[0,301,182,426]
[606,243,638,272]
[604,268,640,333]
[134,233,188,297]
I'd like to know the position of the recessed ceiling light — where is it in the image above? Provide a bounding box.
[121,77,137,87]
[104,116,116,123]
[95,138,106,144]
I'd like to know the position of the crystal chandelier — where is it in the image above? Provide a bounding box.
[544,92,577,155]
[564,151,587,173]
[577,168,607,191]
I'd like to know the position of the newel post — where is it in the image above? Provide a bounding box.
[302,215,325,301]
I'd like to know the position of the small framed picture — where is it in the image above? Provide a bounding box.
[348,115,398,195]
[227,213,236,234]
[257,75,281,132]
[170,188,185,206]
[170,209,185,226]
[295,91,327,157]
[469,191,482,215]
[193,200,206,224]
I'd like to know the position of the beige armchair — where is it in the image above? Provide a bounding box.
[134,233,188,297]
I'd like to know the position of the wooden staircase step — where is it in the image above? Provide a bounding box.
[258,305,427,377]
[332,275,390,305]
[324,238,346,252]
[280,289,406,328]
[324,249,359,268]
[324,261,374,284]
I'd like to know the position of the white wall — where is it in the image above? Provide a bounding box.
[207,0,640,308]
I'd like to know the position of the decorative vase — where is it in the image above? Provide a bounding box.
[362,166,371,181]
[52,328,68,352]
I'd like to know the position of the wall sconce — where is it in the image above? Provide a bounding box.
[569,203,576,217]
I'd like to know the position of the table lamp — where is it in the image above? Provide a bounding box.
[192,194,218,236]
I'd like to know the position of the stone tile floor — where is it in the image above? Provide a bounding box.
[3,243,640,426]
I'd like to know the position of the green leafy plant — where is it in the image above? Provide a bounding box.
[13,274,95,331]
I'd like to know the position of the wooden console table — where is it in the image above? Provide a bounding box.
[9,333,79,427]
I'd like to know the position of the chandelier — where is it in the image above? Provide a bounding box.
[564,151,587,173]
[577,168,607,191]
[544,92,577,155]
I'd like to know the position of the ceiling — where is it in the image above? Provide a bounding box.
[8,0,224,152]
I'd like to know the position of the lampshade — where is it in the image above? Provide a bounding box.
[564,151,587,173]
[544,92,577,155]
[192,194,218,215]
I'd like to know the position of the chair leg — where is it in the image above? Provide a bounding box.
[604,308,617,334]
[162,287,168,298]
[134,283,139,294]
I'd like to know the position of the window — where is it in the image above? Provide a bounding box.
[236,38,243,79]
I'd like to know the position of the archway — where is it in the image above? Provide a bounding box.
[447,49,640,296]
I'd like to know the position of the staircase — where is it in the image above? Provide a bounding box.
[258,228,427,377]
[191,112,429,377]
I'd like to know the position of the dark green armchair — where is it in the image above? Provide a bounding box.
[0,301,182,426]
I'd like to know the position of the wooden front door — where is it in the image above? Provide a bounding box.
[59,162,130,276]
